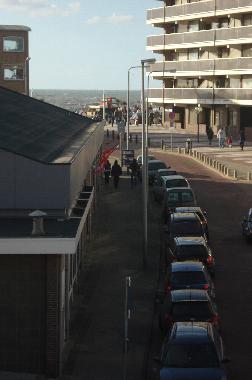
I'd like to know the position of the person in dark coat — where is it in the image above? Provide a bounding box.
[103,160,111,184]
[111,160,122,189]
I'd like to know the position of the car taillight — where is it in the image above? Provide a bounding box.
[203,284,209,290]
[165,313,173,326]
[211,314,220,325]
[166,284,172,293]
[207,255,214,265]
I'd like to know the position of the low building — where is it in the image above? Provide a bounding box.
[0,86,104,377]
[0,25,31,95]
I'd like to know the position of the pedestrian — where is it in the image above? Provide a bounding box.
[111,160,122,189]
[227,135,233,148]
[240,133,245,151]
[103,160,111,184]
[129,158,140,187]
[217,127,226,148]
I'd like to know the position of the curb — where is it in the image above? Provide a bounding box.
[159,147,252,182]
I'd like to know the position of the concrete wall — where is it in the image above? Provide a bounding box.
[0,255,46,373]
[0,151,69,209]
[69,123,104,207]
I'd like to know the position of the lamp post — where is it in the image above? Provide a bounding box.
[24,56,31,96]
[195,104,203,143]
[127,66,141,150]
[141,58,156,270]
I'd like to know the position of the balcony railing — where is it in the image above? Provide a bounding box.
[148,88,252,104]
[150,57,252,75]
[147,0,251,22]
[147,25,252,50]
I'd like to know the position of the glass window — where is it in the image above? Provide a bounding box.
[166,179,188,188]
[170,271,206,286]
[242,76,252,88]
[219,18,229,28]
[172,302,212,319]
[181,191,194,201]
[217,47,229,58]
[3,36,24,52]
[178,245,208,259]
[163,343,220,368]
[188,48,199,60]
[171,221,202,235]
[188,20,199,32]
[242,44,252,57]
[243,14,252,26]
[4,66,24,80]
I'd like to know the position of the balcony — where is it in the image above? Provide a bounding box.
[147,0,252,24]
[150,57,252,77]
[148,88,252,105]
[147,25,252,51]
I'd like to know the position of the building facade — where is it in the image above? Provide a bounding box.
[147,0,252,140]
[0,25,31,94]
[0,86,104,378]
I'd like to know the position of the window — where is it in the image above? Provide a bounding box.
[4,66,24,80]
[188,20,199,32]
[242,44,252,57]
[3,36,24,52]
[188,48,199,60]
[219,17,229,28]
[243,14,252,26]
[215,77,229,88]
[217,47,229,58]
[242,76,252,88]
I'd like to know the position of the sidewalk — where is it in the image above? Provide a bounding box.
[60,162,160,380]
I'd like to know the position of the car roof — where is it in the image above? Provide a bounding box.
[171,289,209,302]
[175,206,202,213]
[174,236,206,246]
[148,159,165,164]
[171,261,204,272]
[171,322,212,344]
[158,168,175,173]
[162,175,187,181]
[171,212,200,221]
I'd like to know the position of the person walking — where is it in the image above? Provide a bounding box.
[111,160,122,189]
[240,133,245,151]
[227,135,233,148]
[217,127,226,148]
[129,158,140,187]
[103,160,111,184]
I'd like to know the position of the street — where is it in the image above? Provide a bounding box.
[147,151,252,380]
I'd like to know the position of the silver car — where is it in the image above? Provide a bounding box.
[153,175,190,202]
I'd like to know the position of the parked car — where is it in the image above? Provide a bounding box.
[167,236,215,276]
[162,188,197,223]
[158,289,220,332]
[242,208,252,241]
[136,154,156,166]
[153,169,177,185]
[157,322,229,380]
[164,261,215,298]
[153,175,190,202]
[163,213,208,247]
[174,206,209,239]
[140,159,167,185]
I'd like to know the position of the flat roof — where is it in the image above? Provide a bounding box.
[0,25,31,32]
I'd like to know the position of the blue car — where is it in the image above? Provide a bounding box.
[159,322,229,380]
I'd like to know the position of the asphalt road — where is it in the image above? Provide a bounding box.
[147,151,252,380]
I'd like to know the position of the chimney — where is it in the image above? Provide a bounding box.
[29,210,47,236]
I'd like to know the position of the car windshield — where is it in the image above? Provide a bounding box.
[167,191,194,204]
[163,343,220,368]
[171,271,206,286]
[171,221,203,235]
[148,162,166,171]
[177,245,208,259]
[172,302,212,320]
[166,179,188,188]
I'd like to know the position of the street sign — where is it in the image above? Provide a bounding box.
[122,149,134,166]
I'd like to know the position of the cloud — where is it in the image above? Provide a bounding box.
[0,0,81,17]
[86,12,134,26]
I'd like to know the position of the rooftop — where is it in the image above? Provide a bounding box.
[0,86,104,164]
[0,25,31,32]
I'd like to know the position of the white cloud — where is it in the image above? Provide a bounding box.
[0,0,81,17]
[86,12,134,26]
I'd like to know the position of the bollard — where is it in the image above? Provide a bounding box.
[247,172,252,181]
[124,132,126,142]
[227,168,230,177]
[148,137,151,147]
[178,147,181,154]
[112,130,115,140]
[161,139,164,150]
[129,134,132,142]
[233,169,237,179]
[106,129,109,138]
[135,135,138,144]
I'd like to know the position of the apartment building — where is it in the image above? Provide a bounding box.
[147,0,252,140]
[0,25,31,94]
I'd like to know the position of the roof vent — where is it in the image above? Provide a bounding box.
[29,210,47,236]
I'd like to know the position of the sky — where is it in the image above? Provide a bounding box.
[0,0,160,90]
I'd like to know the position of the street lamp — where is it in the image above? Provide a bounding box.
[24,56,31,96]
[141,57,156,269]
[127,66,141,150]
[195,104,203,143]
